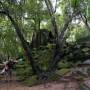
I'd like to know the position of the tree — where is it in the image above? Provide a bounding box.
[0,0,90,79]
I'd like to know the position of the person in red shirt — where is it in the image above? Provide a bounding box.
[0,58,17,81]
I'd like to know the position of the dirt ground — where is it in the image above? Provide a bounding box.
[1,71,90,90]
[0,81,79,90]
[0,76,79,90]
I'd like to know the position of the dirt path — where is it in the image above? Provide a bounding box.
[0,80,79,90]
[0,76,80,90]
[1,71,90,90]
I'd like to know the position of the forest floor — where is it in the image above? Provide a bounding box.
[0,74,90,90]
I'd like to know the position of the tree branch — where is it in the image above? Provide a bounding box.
[58,10,81,48]
[54,0,58,13]
[80,13,90,32]
[44,0,58,39]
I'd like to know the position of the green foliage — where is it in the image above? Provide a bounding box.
[16,61,32,81]
[31,44,55,70]
[75,76,84,81]
[55,68,70,76]
[0,18,24,58]
[71,0,78,9]
[58,60,72,69]
[22,75,38,86]
[16,62,38,86]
